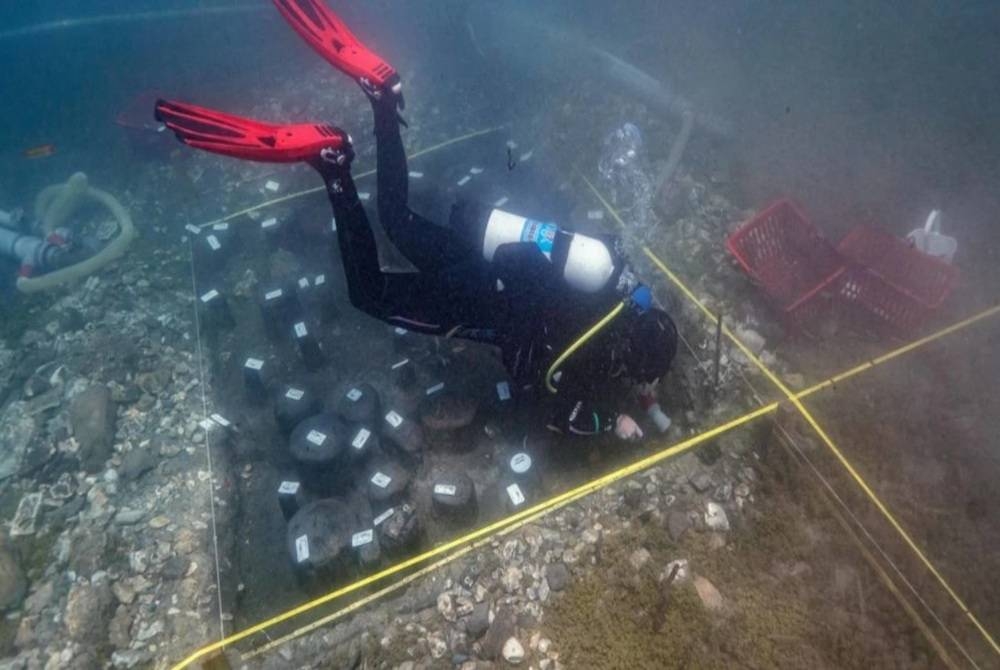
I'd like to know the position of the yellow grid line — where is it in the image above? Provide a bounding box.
[579,170,1000,659]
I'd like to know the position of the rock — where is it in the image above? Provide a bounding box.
[734,326,766,354]
[661,559,690,584]
[120,447,156,482]
[0,543,27,611]
[693,575,725,612]
[64,579,113,643]
[502,637,525,665]
[667,511,691,542]
[545,563,570,591]
[427,631,448,659]
[69,531,108,578]
[623,486,642,509]
[108,605,133,648]
[688,471,713,493]
[70,386,116,472]
[135,619,164,642]
[501,566,523,593]
[437,592,456,622]
[628,547,651,571]
[148,515,170,529]
[465,602,490,639]
[0,401,36,480]
[114,508,145,526]
[704,502,730,532]
[481,606,516,661]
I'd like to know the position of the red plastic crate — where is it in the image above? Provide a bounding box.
[726,200,847,327]
[836,226,959,333]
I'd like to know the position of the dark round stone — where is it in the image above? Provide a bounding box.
[334,383,381,425]
[289,413,345,466]
[431,472,477,524]
[366,460,411,505]
[286,499,354,582]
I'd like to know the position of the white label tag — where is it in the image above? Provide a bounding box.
[506,140,518,149]
[496,381,511,401]
[425,382,444,396]
[456,175,471,186]
[265,180,280,192]
[507,483,526,506]
[434,484,457,496]
[212,223,229,231]
[206,235,221,251]
[493,196,509,208]
[314,274,326,286]
[265,289,283,300]
[391,358,409,370]
[519,150,534,162]
[408,171,424,178]
[346,388,363,401]
[185,224,201,235]
[371,472,391,488]
[330,217,337,231]
[469,167,484,175]
[244,357,264,371]
[352,428,371,450]
[587,209,605,220]
[199,418,215,431]
[373,508,394,526]
[261,217,278,229]
[294,534,310,562]
[278,481,300,495]
[352,529,374,548]
[298,277,310,290]
[358,192,371,201]
[394,327,408,335]
[210,413,231,428]
[510,452,532,474]
[200,289,219,303]
[285,388,304,401]
[385,411,403,428]
[294,322,308,338]
[306,430,327,446]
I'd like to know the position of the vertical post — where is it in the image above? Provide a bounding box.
[712,313,724,393]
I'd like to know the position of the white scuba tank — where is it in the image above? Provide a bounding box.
[482,209,615,293]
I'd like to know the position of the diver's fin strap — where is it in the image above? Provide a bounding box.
[273,0,400,94]
[154,99,350,164]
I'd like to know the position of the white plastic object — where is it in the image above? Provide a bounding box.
[646,402,672,433]
[906,210,957,264]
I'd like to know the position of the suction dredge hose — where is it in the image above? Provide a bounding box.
[16,172,136,294]
[545,301,626,393]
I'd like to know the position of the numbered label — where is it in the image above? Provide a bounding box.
[351,529,374,548]
[434,484,457,496]
[278,481,300,495]
[352,428,371,450]
[294,534,310,563]
[306,430,327,446]
[506,483,526,506]
[385,411,403,428]
[285,388,304,401]
[371,472,392,488]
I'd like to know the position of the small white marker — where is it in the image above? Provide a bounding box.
[264,180,280,192]
[425,382,445,396]
[330,217,337,231]
[346,388,363,401]
[456,175,471,186]
[200,289,220,303]
[394,327,408,335]
[285,388,304,401]
[373,508,395,526]
[506,140,518,149]
[185,224,201,235]
[519,150,534,162]
[294,322,308,338]
[261,217,278,229]
[352,428,371,450]
[297,277,310,290]
[391,358,410,370]
[294,534,310,562]
[586,209,605,220]
[352,529,374,547]
[507,483,526,506]
[371,472,392,488]
[210,413,231,428]
[199,418,215,431]
[385,411,403,428]
[206,235,221,251]
[314,274,326,286]
[434,484,457,496]
[496,381,511,401]
[408,171,424,178]
[469,167,484,175]
[244,357,264,371]
[278,481,300,495]
[493,196,509,208]
[265,289,283,301]
[306,430,327,446]
[212,223,229,231]
[358,192,371,201]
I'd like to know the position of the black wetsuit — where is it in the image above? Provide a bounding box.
[319,101,650,435]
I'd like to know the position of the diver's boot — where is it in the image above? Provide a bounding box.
[273,0,403,108]
[154,99,354,168]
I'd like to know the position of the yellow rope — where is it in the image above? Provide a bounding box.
[545,302,625,393]
[574,171,1000,658]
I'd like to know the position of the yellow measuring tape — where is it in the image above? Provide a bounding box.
[195,126,503,229]
[581,170,1000,658]
[170,299,1000,668]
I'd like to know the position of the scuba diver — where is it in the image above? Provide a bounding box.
[155,0,678,441]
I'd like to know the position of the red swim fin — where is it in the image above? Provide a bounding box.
[273,0,401,99]
[154,99,351,164]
